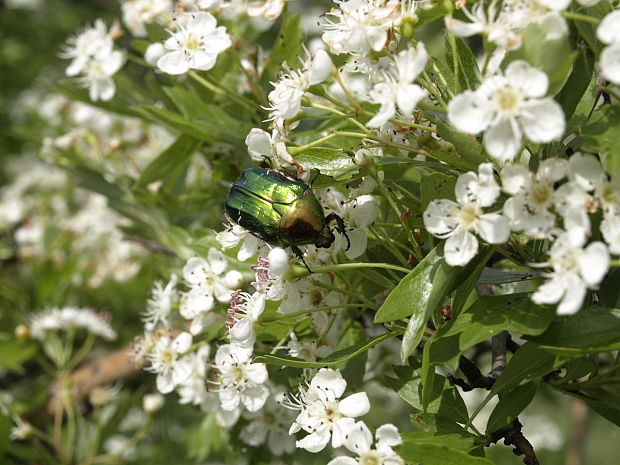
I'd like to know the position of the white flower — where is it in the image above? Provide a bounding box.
[241,390,296,456]
[213,344,269,412]
[180,249,243,334]
[144,42,167,66]
[61,19,114,77]
[448,60,565,162]
[366,44,428,128]
[243,128,296,172]
[278,274,341,315]
[286,368,370,453]
[501,158,567,238]
[328,422,404,465]
[247,0,285,21]
[121,0,173,37]
[177,345,211,405]
[147,331,193,394]
[500,0,568,41]
[9,418,33,441]
[142,393,165,414]
[266,49,333,129]
[157,12,231,75]
[227,291,266,349]
[60,20,125,102]
[287,332,331,362]
[532,229,609,315]
[598,10,620,84]
[321,0,401,55]
[445,1,521,50]
[29,307,117,341]
[424,163,510,266]
[217,223,261,262]
[143,274,177,330]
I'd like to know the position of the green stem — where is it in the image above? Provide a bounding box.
[309,262,410,275]
[332,65,364,113]
[288,131,369,154]
[188,70,257,111]
[389,118,438,133]
[465,392,494,430]
[66,333,95,371]
[563,11,600,24]
[259,303,376,323]
[310,279,376,307]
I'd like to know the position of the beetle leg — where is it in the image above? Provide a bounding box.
[325,213,350,251]
[291,246,312,273]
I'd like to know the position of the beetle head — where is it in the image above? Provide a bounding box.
[315,226,335,248]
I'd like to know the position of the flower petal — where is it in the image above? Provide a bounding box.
[448,90,493,135]
[483,117,522,163]
[338,392,370,418]
[600,43,620,84]
[506,60,549,98]
[477,213,510,244]
[444,228,478,266]
[423,199,460,237]
[520,98,565,143]
[580,242,609,286]
[157,50,190,75]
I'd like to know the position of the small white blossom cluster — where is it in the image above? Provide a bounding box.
[424,153,616,315]
[29,307,117,341]
[61,19,125,101]
[281,368,403,464]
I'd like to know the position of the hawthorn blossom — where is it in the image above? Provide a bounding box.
[226,291,266,349]
[328,422,404,465]
[287,332,330,362]
[29,307,116,341]
[597,10,620,84]
[217,223,261,261]
[61,19,113,77]
[147,331,193,394]
[286,368,370,453]
[448,60,565,162]
[157,12,231,75]
[424,163,510,266]
[243,127,305,176]
[180,249,243,334]
[366,44,428,128]
[213,344,269,412]
[501,158,567,238]
[266,48,332,129]
[121,0,173,37]
[177,345,211,405]
[241,390,296,456]
[142,393,165,414]
[532,229,609,315]
[321,0,401,56]
[143,274,178,330]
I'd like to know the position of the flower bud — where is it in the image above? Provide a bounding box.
[143,393,165,414]
[268,247,289,277]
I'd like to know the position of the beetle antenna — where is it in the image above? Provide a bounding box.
[325,213,350,251]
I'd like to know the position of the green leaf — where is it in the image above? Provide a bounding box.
[398,442,495,465]
[486,383,537,433]
[490,342,563,396]
[292,147,357,178]
[0,414,8,461]
[420,171,456,212]
[444,32,481,92]
[451,247,494,316]
[433,118,485,170]
[399,432,476,454]
[527,306,620,355]
[338,321,368,390]
[557,42,595,124]
[373,248,460,361]
[386,363,468,424]
[457,294,555,352]
[0,342,36,373]
[505,22,576,94]
[577,105,620,176]
[137,135,204,188]
[262,13,303,84]
[477,267,540,284]
[253,331,397,368]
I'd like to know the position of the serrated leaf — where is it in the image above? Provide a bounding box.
[557,42,595,124]
[397,443,495,465]
[486,383,537,433]
[253,331,397,368]
[137,135,203,187]
[433,118,485,170]
[399,432,476,454]
[527,306,620,354]
[490,342,564,396]
[458,294,555,352]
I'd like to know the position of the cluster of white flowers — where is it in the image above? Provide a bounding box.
[29,306,117,341]
[61,20,125,101]
[424,152,616,315]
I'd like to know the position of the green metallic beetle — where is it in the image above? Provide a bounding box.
[225,168,348,266]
